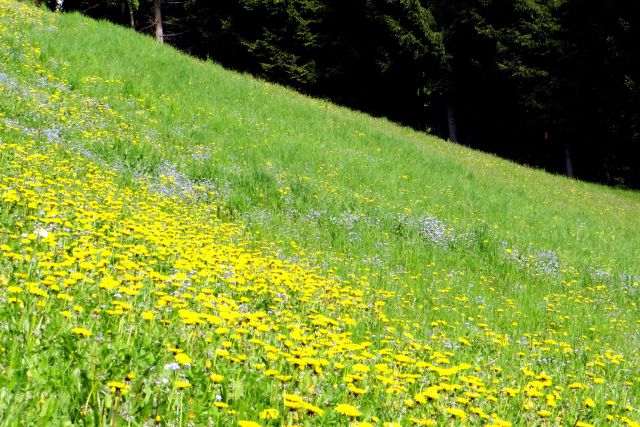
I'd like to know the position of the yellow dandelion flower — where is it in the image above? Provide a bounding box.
[503,387,519,397]
[106,381,129,394]
[141,310,155,320]
[445,407,467,420]
[98,276,120,291]
[352,363,370,373]
[238,421,261,427]
[284,400,303,410]
[259,408,279,420]
[175,353,192,365]
[283,394,303,403]
[28,285,48,297]
[458,337,471,346]
[487,415,512,427]
[335,404,362,418]
[301,402,324,416]
[174,380,191,389]
[348,383,367,395]
[71,327,92,337]
[210,373,224,383]
[622,417,640,427]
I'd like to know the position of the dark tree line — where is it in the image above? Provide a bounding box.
[39,0,640,188]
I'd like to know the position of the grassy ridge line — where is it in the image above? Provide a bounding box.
[0,1,639,426]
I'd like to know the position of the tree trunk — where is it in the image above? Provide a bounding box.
[128,1,135,28]
[564,143,574,178]
[447,101,458,142]
[153,0,164,43]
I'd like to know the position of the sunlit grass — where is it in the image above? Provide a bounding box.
[0,1,639,425]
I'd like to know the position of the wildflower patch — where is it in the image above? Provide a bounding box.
[1,1,639,426]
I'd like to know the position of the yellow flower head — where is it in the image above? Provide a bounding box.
[335,404,362,418]
[445,407,467,420]
[210,373,224,383]
[174,380,191,390]
[175,353,192,365]
[71,327,92,337]
[106,381,130,394]
[259,408,279,420]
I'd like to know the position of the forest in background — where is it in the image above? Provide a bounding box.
[37,0,640,188]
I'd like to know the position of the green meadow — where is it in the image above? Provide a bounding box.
[0,2,638,426]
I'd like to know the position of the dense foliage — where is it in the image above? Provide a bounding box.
[38,0,640,186]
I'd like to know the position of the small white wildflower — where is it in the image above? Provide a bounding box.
[34,228,49,238]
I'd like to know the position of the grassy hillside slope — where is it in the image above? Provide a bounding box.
[1,2,639,426]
